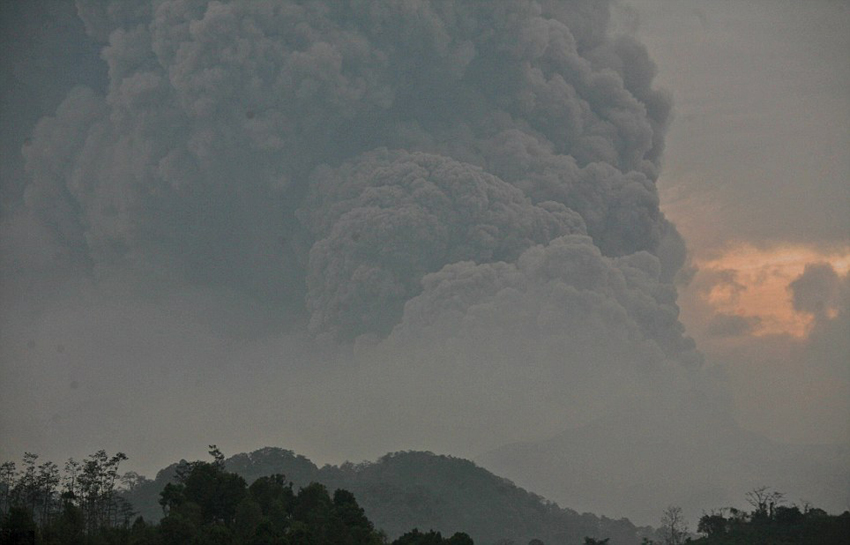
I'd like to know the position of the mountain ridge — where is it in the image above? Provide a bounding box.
[123,447,656,545]
[477,402,850,527]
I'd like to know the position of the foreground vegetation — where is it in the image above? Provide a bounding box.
[122,448,653,544]
[635,488,850,545]
[687,486,850,545]
[0,447,474,545]
[2,449,848,545]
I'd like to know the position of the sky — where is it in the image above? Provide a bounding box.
[629,0,850,446]
[1,0,848,526]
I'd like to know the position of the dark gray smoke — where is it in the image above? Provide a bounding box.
[300,149,586,338]
[21,0,687,344]
[4,1,777,525]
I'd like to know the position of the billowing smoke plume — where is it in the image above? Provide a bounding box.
[6,0,849,525]
[1,0,754,516]
[300,149,586,338]
[395,235,698,365]
[21,0,688,345]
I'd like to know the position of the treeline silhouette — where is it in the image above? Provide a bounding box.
[686,486,850,545]
[638,487,850,545]
[1,450,134,543]
[0,447,473,545]
[2,448,848,545]
[120,448,654,544]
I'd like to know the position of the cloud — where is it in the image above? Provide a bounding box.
[1,0,739,512]
[793,264,850,379]
[688,245,850,340]
[393,235,699,366]
[291,236,702,459]
[789,262,843,318]
[298,149,585,339]
[705,313,760,338]
[678,249,850,446]
[18,0,680,322]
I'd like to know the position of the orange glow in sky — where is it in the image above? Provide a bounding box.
[696,244,850,338]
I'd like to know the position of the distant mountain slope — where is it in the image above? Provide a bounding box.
[477,401,850,527]
[123,448,655,545]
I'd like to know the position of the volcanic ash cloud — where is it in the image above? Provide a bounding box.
[12,0,705,451]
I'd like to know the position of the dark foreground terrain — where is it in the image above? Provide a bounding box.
[2,447,848,545]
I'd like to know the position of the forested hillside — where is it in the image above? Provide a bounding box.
[3,448,849,544]
[121,447,655,544]
[0,447,469,544]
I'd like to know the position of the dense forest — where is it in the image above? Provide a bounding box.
[1,448,848,545]
[0,447,473,545]
[120,447,654,544]
[686,487,850,545]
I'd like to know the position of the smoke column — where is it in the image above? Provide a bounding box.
[3,0,786,525]
[22,0,688,339]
